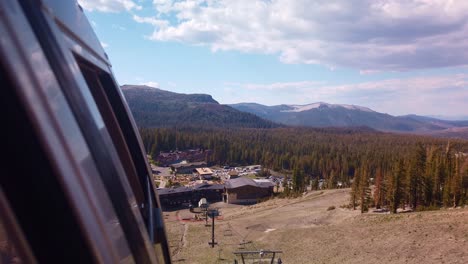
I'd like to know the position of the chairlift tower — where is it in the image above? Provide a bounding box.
[207,208,219,248]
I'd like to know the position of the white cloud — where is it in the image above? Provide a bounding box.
[133,15,169,28]
[152,0,174,14]
[138,0,468,71]
[78,0,142,12]
[244,81,324,91]
[233,74,468,115]
[140,81,160,88]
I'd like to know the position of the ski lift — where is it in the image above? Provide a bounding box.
[233,250,283,264]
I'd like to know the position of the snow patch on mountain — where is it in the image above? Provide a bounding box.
[282,102,324,112]
[281,102,374,113]
[339,104,374,112]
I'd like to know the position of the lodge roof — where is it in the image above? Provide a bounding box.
[225,177,275,189]
[157,183,224,196]
[193,183,224,190]
[172,161,206,169]
[157,186,192,195]
[195,167,213,175]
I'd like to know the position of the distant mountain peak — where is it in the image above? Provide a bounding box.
[280,102,375,113]
[121,85,279,128]
[122,84,219,104]
[121,84,160,90]
[229,101,468,135]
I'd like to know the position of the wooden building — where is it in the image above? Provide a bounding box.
[195,167,214,180]
[157,183,223,209]
[192,183,223,203]
[224,178,274,204]
[171,161,207,174]
[157,186,193,208]
[228,170,239,179]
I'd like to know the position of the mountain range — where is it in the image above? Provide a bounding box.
[121,85,278,128]
[121,85,468,138]
[229,102,468,134]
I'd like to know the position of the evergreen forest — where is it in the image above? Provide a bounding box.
[140,127,468,212]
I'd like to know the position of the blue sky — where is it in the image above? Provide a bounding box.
[79,0,468,118]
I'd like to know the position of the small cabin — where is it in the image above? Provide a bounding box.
[195,167,214,180]
[228,170,239,179]
[224,177,274,204]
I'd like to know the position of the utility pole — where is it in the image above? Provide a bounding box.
[210,214,215,248]
[207,209,219,248]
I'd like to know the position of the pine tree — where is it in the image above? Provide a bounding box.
[292,166,305,193]
[373,167,384,209]
[150,133,161,158]
[443,146,454,207]
[350,168,360,210]
[388,160,405,214]
[406,143,426,210]
[283,180,290,196]
[422,147,436,207]
[359,167,371,213]
[443,144,454,207]
[462,165,468,205]
[311,178,319,190]
[328,170,336,189]
[432,156,444,207]
[452,155,462,207]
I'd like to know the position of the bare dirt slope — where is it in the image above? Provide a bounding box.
[164,189,468,263]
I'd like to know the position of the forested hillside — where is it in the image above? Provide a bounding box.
[122,85,279,128]
[141,127,468,211]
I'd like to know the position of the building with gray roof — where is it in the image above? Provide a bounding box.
[224,178,274,204]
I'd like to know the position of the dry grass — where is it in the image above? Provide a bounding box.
[165,189,468,264]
